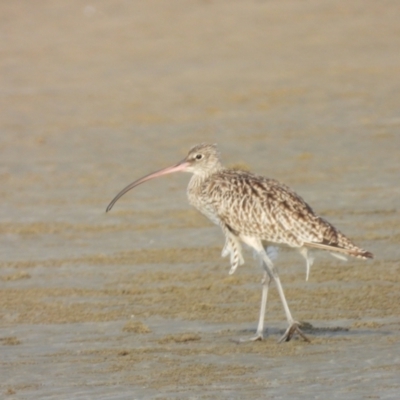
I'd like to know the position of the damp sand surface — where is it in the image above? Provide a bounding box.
[1,1,400,399]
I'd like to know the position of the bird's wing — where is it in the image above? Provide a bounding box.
[201,170,372,258]
[202,170,326,247]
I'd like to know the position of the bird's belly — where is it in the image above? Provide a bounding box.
[188,195,220,226]
[196,205,221,226]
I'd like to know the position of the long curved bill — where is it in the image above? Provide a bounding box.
[106,159,190,212]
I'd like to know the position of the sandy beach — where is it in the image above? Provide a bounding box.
[1,1,400,398]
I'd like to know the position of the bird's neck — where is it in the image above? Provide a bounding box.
[188,172,207,192]
[187,167,220,206]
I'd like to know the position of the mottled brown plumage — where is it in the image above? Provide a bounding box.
[190,167,371,257]
[185,144,371,260]
[107,143,373,343]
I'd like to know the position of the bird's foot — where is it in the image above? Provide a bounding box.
[278,321,310,343]
[231,332,264,344]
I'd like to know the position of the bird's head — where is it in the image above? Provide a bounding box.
[182,143,222,176]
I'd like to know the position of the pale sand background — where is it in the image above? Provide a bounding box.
[1,1,400,399]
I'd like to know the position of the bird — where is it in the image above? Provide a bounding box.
[106,143,373,343]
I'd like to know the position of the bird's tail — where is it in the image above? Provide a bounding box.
[304,218,373,260]
[304,241,373,259]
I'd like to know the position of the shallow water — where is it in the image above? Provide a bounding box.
[1,1,400,399]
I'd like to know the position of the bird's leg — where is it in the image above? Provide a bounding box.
[239,235,309,343]
[231,236,274,343]
[233,271,271,343]
[299,247,314,281]
[250,271,272,341]
[258,249,310,343]
[265,245,279,262]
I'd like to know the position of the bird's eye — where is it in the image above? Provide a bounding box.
[195,154,203,160]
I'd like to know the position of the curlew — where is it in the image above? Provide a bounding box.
[106,143,373,343]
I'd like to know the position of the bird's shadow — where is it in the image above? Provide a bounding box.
[236,322,393,340]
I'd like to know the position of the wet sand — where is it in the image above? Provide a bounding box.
[1,1,400,398]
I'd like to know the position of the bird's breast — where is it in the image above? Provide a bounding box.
[187,176,221,226]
